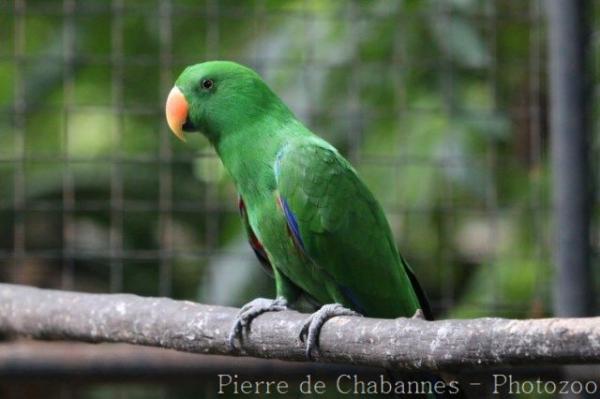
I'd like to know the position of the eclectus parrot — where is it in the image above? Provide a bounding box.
[165,61,432,358]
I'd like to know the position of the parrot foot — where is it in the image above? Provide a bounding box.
[299,303,361,360]
[411,308,425,320]
[227,297,288,351]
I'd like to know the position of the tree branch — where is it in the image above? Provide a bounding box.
[0,283,598,372]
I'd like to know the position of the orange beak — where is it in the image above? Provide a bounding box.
[165,86,189,142]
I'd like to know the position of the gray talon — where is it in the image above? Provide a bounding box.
[227,297,288,351]
[299,303,361,360]
[411,308,425,320]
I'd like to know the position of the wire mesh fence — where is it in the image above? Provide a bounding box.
[0,0,597,397]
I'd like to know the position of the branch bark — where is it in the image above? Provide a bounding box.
[0,283,598,372]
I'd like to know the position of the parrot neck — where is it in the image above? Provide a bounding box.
[215,117,309,200]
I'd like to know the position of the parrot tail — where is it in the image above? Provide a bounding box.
[399,261,467,397]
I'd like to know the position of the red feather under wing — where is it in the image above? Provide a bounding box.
[239,196,273,275]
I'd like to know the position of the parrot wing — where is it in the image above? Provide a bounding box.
[274,138,424,318]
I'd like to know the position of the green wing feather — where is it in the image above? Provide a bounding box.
[275,138,424,318]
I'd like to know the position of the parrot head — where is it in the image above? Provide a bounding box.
[165,61,291,143]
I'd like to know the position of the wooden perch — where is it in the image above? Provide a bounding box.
[0,283,598,372]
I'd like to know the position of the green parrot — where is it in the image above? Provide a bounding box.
[165,61,432,358]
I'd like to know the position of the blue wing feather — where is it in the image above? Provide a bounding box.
[277,195,307,255]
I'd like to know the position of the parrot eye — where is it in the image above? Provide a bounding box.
[201,79,214,90]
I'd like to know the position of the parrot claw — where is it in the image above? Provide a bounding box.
[299,303,361,360]
[227,297,288,351]
[411,308,425,320]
